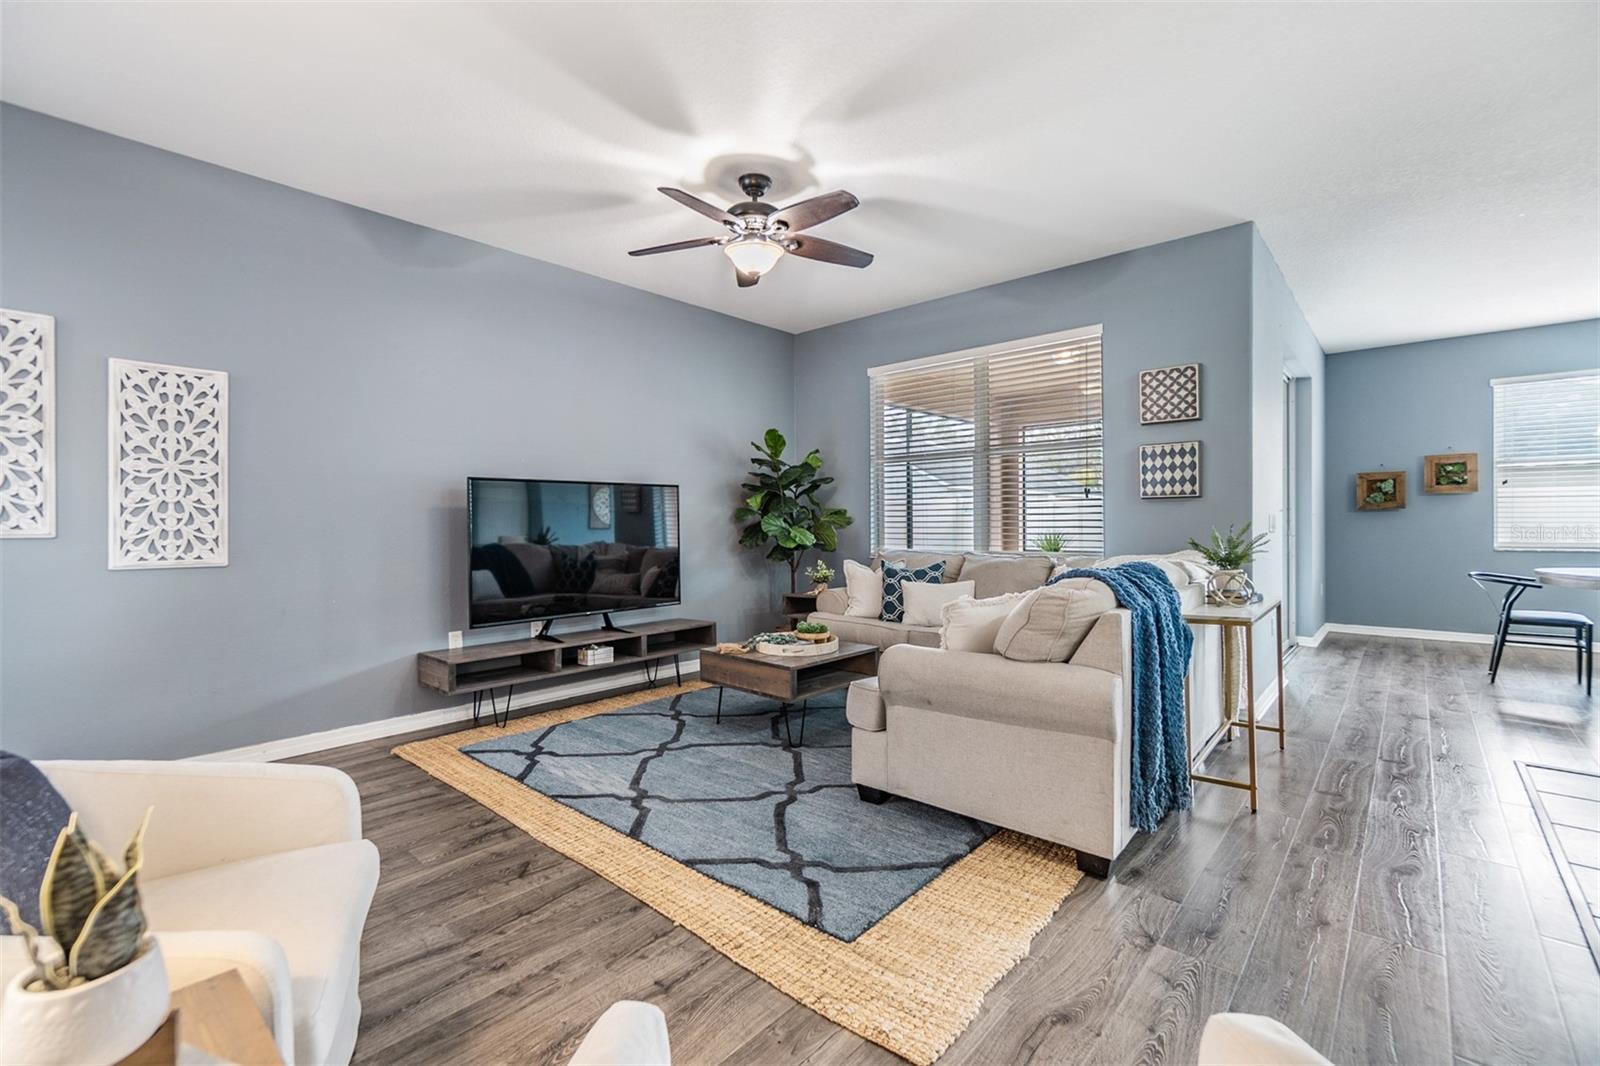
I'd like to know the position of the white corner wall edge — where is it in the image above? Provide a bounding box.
[1296,623,1495,649]
[189,662,701,763]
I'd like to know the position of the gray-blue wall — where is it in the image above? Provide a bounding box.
[792,225,1257,564]
[0,106,794,759]
[1325,319,1600,633]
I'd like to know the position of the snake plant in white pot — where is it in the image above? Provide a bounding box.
[0,810,168,1066]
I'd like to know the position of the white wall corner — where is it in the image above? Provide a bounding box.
[1296,624,1330,648]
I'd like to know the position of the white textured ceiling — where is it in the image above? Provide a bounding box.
[2,1,1596,350]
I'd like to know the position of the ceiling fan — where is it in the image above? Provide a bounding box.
[628,173,873,288]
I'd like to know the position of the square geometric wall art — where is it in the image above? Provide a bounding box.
[0,309,56,538]
[1139,362,1202,425]
[108,359,229,569]
[1139,441,1202,498]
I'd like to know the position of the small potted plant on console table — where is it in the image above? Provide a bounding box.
[1187,522,1270,606]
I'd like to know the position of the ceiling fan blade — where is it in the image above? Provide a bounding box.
[735,267,761,288]
[771,190,860,232]
[658,187,736,225]
[785,235,874,268]
[627,236,722,257]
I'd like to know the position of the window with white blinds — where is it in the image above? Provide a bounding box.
[650,484,680,547]
[1491,369,1600,551]
[869,326,1104,555]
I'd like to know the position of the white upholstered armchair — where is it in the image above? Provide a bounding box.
[1,760,379,1066]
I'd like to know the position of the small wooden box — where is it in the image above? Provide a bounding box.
[577,646,615,666]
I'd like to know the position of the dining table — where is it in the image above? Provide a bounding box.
[1534,566,1600,590]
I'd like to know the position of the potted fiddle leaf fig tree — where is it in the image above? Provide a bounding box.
[734,429,854,593]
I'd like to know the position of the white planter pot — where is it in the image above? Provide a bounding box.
[0,939,169,1065]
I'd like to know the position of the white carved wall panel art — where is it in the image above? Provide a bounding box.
[0,309,57,538]
[108,359,228,569]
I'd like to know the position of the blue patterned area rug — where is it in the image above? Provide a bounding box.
[461,685,995,941]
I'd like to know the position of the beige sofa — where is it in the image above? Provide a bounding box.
[826,552,1223,877]
[810,551,1063,648]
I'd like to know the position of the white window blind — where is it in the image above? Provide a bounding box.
[651,485,680,547]
[869,327,1104,555]
[1492,369,1600,551]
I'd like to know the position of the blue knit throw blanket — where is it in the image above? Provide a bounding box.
[1051,561,1194,833]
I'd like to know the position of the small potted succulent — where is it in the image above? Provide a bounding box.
[803,559,835,595]
[1187,523,1270,605]
[0,810,169,1066]
[1032,532,1069,564]
[793,619,832,643]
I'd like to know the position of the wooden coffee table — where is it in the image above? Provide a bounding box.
[698,640,879,747]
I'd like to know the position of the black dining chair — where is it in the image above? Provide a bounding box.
[1469,571,1593,694]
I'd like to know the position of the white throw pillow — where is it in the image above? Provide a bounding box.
[939,590,1031,652]
[902,579,976,627]
[993,578,1118,662]
[842,559,884,618]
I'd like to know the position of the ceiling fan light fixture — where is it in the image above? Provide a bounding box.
[630,179,869,287]
[722,236,785,277]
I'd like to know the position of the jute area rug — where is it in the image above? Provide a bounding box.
[393,681,1084,1064]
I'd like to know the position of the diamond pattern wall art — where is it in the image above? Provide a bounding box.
[108,359,228,569]
[1139,362,1201,425]
[0,309,56,538]
[1139,441,1202,499]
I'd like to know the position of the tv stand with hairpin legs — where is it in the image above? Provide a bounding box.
[417,618,717,728]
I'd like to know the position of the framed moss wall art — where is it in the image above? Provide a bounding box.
[1423,452,1478,493]
[1356,470,1406,511]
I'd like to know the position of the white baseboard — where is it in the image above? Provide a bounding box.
[1300,623,1494,647]
[190,661,701,763]
[1296,625,1329,648]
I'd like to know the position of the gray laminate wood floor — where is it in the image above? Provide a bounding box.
[294,635,1600,1065]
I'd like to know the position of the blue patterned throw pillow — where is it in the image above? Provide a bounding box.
[0,752,72,930]
[880,559,946,622]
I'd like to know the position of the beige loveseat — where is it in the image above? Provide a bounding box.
[825,552,1223,877]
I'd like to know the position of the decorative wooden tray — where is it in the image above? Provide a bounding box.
[756,636,840,657]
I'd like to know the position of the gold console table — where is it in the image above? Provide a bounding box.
[1183,597,1286,813]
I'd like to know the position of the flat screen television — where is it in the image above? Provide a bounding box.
[468,477,681,630]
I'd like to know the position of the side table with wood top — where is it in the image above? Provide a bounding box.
[118,969,283,1066]
[1182,597,1286,814]
[780,591,823,627]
